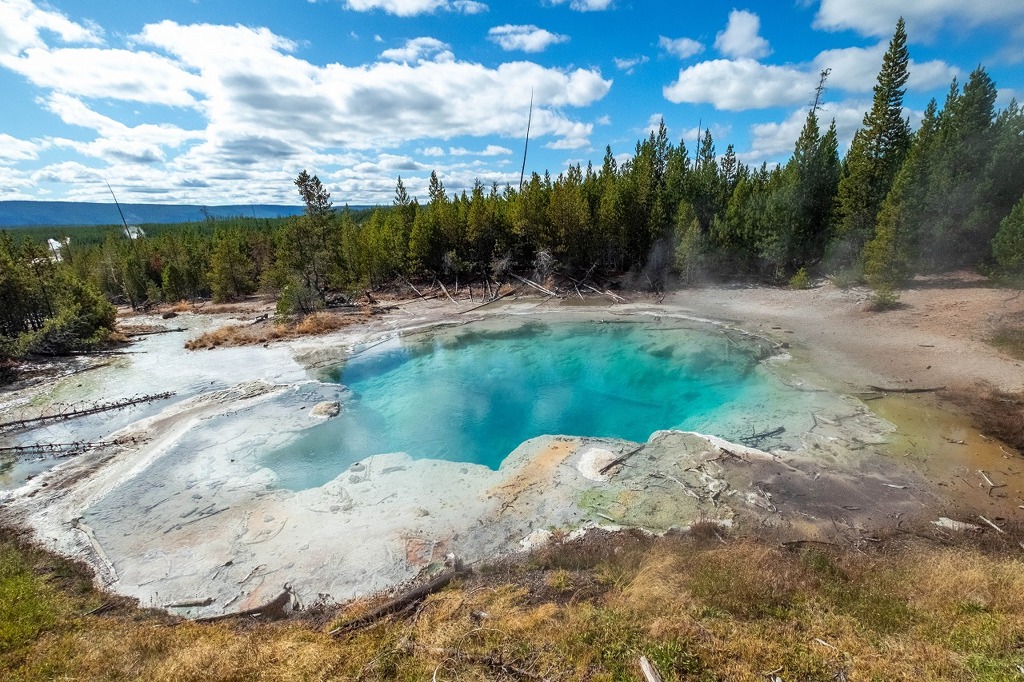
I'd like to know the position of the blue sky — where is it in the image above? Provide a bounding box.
[1,0,1022,206]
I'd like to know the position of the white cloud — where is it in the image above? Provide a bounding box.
[343,0,487,17]
[613,55,648,74]
[665,46,959,111]
[715,10,771,60]
[0,2,615,203]
[642,113,665,137]
[42,93,202,165]
[547,0,613,11]
[8,47,203,107]
[815,44,958,92]
[379,37,453,62]
[664,59,808,110]
[451,0,488,14]
[0,0,102,60]
[658,35,704,59]
[0,133,41,163]
[449,144,513,156]
[813,0,1024,38]
[488,25,569,53]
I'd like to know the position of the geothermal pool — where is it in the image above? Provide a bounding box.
[262,319,808,490]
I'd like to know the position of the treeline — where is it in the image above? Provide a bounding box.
[3,18,1024,378]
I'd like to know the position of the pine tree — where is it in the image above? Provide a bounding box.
[993,193,1024,276]
[831,18,911,268]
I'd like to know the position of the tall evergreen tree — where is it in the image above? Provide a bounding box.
[831,17,911,268]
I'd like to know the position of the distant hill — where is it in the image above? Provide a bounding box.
[0,201,308,227]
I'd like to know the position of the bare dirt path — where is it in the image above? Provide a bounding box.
[669,273,1024,393]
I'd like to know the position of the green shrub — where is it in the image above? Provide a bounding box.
[869,285,901,311]
[789,267,811,289]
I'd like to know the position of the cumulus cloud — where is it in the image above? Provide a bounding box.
[658,35,704,59]
[813,0,1024,38]
[449,145,513,156]
[488,25,569,52]
[0,0,102,60]
[664,59,808,110]
[343,0,487,17]
[379,37,453,62]
[0,133,41,163]
[715,10,771,60]
[0,6,613,203]
[613,55,648,74]
[743,100,869,165]
[546,0,613,11]
[665,44,958,111]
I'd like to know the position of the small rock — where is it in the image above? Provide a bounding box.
[311,401,341,418]
[162,311,178,319]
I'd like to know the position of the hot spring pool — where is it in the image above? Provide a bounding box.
[262,318,812,490]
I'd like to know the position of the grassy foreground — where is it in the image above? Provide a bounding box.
[2,527,1024,681]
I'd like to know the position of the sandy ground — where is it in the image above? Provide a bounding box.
[672,273,1024,393]
[1,277,1022,618]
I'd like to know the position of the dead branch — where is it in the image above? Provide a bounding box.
[122,328,186,337]
[639,656,664,682]
[978,515,1006,534]
[458,292,513,315]
[436,279,457,305]
[598,444,646,475]
[0,436,144,460]
[867,385,946,394]
[196,586,294,623]
[401,276,430,302]
[509,273,558,297]
[0,392,175,434]
[330,564,466,636]
[739,426,785,446]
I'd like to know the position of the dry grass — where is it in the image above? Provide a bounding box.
[945,387,1024,452]
[184,311,370,351]
[4,527,1024,681]
[990,324,1024,360]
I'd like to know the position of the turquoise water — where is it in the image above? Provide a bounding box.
[263,319,787,490]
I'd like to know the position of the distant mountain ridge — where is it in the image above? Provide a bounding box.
[0,201,308,227]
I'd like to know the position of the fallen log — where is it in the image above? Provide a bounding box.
[458,291,513,315]
[196,586,294,623]
[867,385,946,394]
[598,444,646,475]
[0,393,175,434]
[739,426,785,445]
[401,276,430,302]
[436,279,457,305]
[329,563,465,636]
[0,437,143,460]
[122,327,186,337]
[509,273,558,297]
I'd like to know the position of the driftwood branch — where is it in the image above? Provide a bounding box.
[436,279,457,305]
[867,385,946,394]
[509,273,558,297]
[739,426,785,446]
[329,564,465,636]
[0,436,144,460]
[458,292,513,315]
[0,392,175,434]
[639,656,665,682]
[598,444,646,475]
[196,586,294,623]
